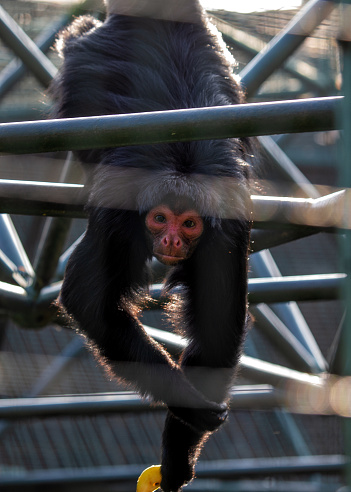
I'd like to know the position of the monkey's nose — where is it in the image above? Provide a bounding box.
[162,235,182,250]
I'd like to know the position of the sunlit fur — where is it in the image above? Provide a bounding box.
[51,2,254,491]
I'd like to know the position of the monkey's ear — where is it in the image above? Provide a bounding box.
[55,16,102,58]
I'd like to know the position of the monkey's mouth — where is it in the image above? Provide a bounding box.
[156,254,185,266]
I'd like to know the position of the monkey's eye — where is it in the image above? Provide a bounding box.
[154,214,166,223]
[183,220,196,228]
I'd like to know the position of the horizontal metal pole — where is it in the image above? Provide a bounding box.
[252,190,351,230]
[0,281,29,311]
[0,385,284,419]
[0,392,156,419]
[149,274,345,305]
[32,273,346,317]
[196,455,347,478]
[0,455,346,487]
[248,273,346,303]
[147,327,323,388]
[0,180,86,217]
[0,97,340,154]
[251,228,320,252]
[0,180,348,232]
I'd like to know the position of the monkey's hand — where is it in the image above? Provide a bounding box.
[168,401,228,433]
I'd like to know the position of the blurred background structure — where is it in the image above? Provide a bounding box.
[0,1,350,491]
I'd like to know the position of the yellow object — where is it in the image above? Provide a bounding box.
[136,465,162,492]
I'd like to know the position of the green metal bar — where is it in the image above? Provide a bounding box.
[0,455,345,488]
[196,455,347,479]
[214,16,332,95]
[1,180,349,230]
[251,227,319,252]
[0,214,34,283]
[240,0,336,97]
[240,355,322,387]
[0,0,101,100]
[250,250,328,372]
[147,326,321,388]
[55,234,85,280]
[34,273,345,315]
[153,272,344,304]
[338,2,351,487]
[248,273,345,304]
[0,249,29,287]
[250,304,321,373]
[31,153,80,294]
[0,6,57,88]
[236,0,334,379]
[0,97,340,154]
[258,136,321,199]
[244,325,311,456]
[0,17,65,101]
[0,105,52,122]
[0,337,86,437]
[0,385,284,419]
[187,480,341,492]
[0,281,29,311]
[0,179,85,217]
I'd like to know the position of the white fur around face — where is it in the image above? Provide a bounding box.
[90,165,252,221]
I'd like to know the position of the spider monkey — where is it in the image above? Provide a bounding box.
[52,1,254,490]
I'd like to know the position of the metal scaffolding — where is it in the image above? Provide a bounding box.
[0,0,350,490]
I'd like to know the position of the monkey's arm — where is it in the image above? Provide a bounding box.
[160,219,251,492]
[59,209,226,432]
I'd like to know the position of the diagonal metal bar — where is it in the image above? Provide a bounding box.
[0,214,34,285]
[258,136,321,199]
[0,16,65,100]
[240,0,336,97]
[0,249,29,288]
[250,251,329,372]
[0,336,86,438]
[214,15,332,95]
[0,0,100,100]
[55,233,85,281]
[31,153,83,294]
[0,6,57,87]
[250,304,321,373]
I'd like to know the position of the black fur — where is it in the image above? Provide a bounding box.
[52,5,253,491]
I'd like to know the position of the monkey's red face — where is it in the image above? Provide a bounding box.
[145,205,204,265]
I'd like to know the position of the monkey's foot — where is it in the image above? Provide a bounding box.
[137,465,162,492]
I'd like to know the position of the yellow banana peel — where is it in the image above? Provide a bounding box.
[136,465,162,492]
